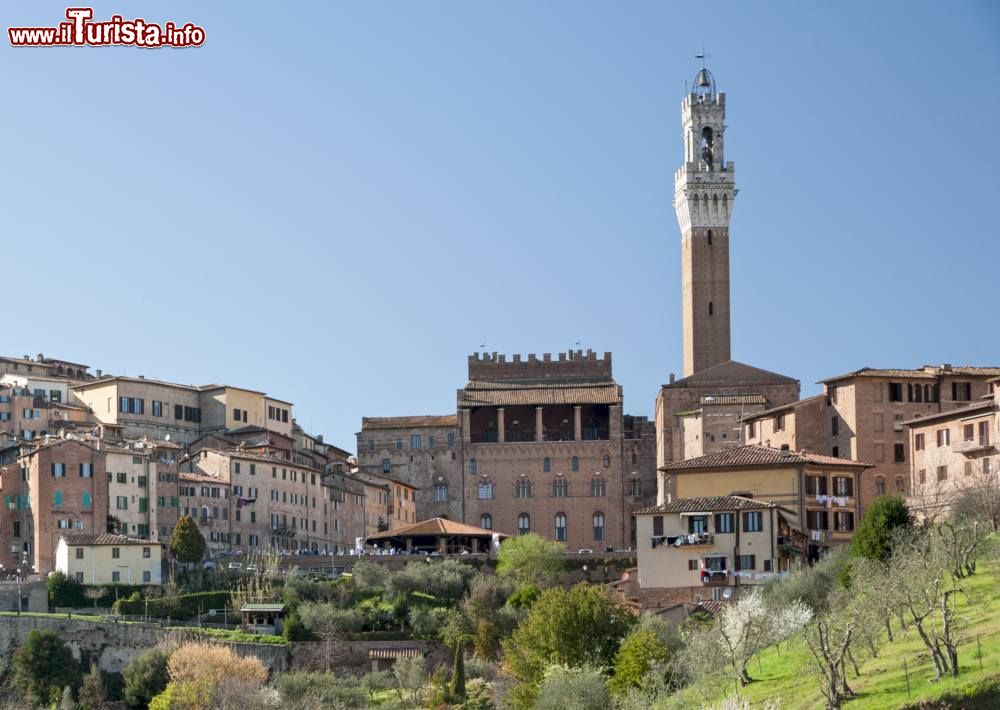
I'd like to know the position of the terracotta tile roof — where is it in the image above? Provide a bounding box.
[699,394,767,406]
[820,366,1000,384]
[458,380,621,407]
[361,415,457,430]
[665,360,798,388]
[60,534,160,546]
[903,401,996,427]
[695,600,731,616]
[634,495,780,515]
[661,445,871,471]
[741,394,826,421]
[365,517,505,540]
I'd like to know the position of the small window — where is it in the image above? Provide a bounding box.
[715,512,734,533]
[875,477,886,496]
[382,459,391,474]
[571,456,579,472]
[112,547,120,559]
[469,459,477,475]
[708,301,714,316]
[894,443,906,463]
[75,548,84,560]
[737,555,756,571]
[688,560,698,571]
[554,513,567,541]
[593,512,605,541]
[743,511,762,532]
[480,514,492,530]
[707,229,713,245]
[602,455,610,468]
[543,457,551,473]
[518,513,531,535]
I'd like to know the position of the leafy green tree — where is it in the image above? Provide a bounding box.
[170,515,206,564]
[349,559,391,593]
[610,629,670,695]
[78,662,106,709]
[851,494,913,562]
[496,533,566,588]
[12,629,81,706]
[123,648,170,709]
[47,570,86,607]
[503,583,634,708]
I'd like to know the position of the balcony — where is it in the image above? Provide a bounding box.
[666,532,714,547]
[955,438,995,455]
[700,569,729,585]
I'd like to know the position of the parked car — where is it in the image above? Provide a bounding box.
[202,560,217,570]
[577,548,594,554]
[227,562,242,571]
[246,564,258,573]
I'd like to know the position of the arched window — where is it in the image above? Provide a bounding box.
[543,457,551,473]
[516,479,532,498]
[477,480,494,500]
[559,419,572,441]
[82,491,92,508]
[895,476,906,493]
[874,477,886,496]
[602,455,610,468]
[469,458,477,475]
[631,452,637,465]
[914,386,923,403]
[571,456,579,472]
[554,513,567,541]
[629,478,642,497]
[553,477,569,497]
[433,484,448,502]
[924,384,933,402]
[591,477,606,497]
[593,512,605,541]
[518,513,530,535]
[53,490,63,506]
[480,514,492,530]
[510,419,522,442]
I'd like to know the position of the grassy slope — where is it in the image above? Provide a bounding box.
[727,558,1000,709]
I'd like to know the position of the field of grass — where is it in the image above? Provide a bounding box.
[710,557,1000,709]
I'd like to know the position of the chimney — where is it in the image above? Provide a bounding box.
[37,353,44,362]
[942,363,953,372]
[95,370,102,378]
[668,373,676,384]
[138,375,145,379]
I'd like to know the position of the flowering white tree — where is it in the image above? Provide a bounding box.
[717,590,812,686]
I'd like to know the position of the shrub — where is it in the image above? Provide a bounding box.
[534,665,609,710]
[851,494,913,562]
[124,648,170,709]
[274,672,367,708]
[610,629,670,695]
[496,534,566,588]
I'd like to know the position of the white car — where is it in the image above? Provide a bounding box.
[227,562,242,572]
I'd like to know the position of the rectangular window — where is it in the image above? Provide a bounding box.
[834,512,855,532]
[715,512,734,533]
[112,571,120,582]
[742,511,763,532]
[652,515,664,537]
[52,463,65,478]
[138,498,148,513]
[116,496,128,510]
[447,432,455,448]
[736,555,756,571]
[807,510,828,530]
[152,400,162,417]
[889,383,903,402]
[833,477,854,497]
[875,444,885,463]
[143,571,151,583]
[774,414,785,432]
[936,429,950,447]
[688,515,708,534]
[688,560,698,571]
[75,548,84,559]
[805,476,828,496]
[79,463,92,478]
[894,443,905,463]
[937,465,947,482]
[112,547,120,559]
[915,433,925,451]
[831,417,839,436]
[874,413,883,433]
[410,434,421,449]
[382,459,391,474]
[174,404,183,420]
[953,382,972,402]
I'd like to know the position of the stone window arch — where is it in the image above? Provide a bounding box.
[469,458,477,475]
[480,514,492,530]
[518,513,531,535]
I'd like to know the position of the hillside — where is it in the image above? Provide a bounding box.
[706,556,1000,709]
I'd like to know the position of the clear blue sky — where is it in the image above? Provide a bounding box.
[3,1,998,451]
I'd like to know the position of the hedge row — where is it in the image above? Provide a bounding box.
[112,590,232,620]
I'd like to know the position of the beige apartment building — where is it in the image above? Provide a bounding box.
[0,354,95,382]
[56,534,163,586]
[743,366,1000,514]
[322,468,368,553]
[906,381,999,521]
[71,376,205,444]
[634,496,801,603]
[659,445,870,562]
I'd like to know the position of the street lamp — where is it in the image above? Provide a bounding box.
[4,551,33,615]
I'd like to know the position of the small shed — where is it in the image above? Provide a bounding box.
[240,603,286,635]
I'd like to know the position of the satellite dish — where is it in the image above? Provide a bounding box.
[164,434,171,442]
[722,588,733,600]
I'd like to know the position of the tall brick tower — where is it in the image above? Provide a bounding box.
[674,65,735,377]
